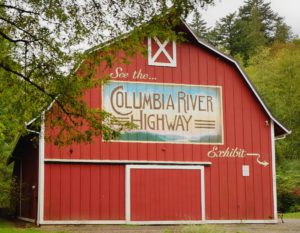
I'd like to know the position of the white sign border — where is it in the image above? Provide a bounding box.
[102,80,224,145]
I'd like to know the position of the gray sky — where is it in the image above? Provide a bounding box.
[200,0,300,36]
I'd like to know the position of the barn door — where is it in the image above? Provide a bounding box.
[126,165,205,224]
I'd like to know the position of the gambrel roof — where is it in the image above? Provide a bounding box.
[179,20,290,137]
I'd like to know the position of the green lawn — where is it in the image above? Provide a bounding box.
[0,218,63,233]
[283,212,300,219]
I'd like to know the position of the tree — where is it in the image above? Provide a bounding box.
[206,13,237,51]
[0,0,215,146]
[207,0,293,65]
[236,4,267,64]
[238,0,279,42]
[274,17,293,43]
[189,11,209,38]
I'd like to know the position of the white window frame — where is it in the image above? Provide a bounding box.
[148,37,177,67]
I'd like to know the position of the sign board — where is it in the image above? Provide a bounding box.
[103,81,223,144]
[242,165,250,176]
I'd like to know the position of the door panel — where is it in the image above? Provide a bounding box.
[130,168,202,221]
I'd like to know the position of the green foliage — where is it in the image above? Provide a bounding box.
[189,11,209,38]
[277,160,300,213]
[283,212,300,219]
[238,0,281,42]
[246,40,300,212]
[0,218,64,233]
[207,0,293,65]
[206,13,238,51]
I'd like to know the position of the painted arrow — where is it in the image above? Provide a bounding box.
[246,153,269,167]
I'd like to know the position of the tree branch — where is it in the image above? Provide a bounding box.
[0,16,41,43]
[0,62,78,125]
[0,4,39,15]
[0,30,35,43]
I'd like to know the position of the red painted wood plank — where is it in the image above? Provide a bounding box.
[259,111,273,219]
[50,165,60,220]
[250,100,263,220]
[70,164,81,219]
[60,164,71,220]
[243,85,255,219]
[217,60,229,220]
[44,165,51,220]
[229,67,245,220]
[90,165,100,219]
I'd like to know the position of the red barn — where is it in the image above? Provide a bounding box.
[10,21,290,225]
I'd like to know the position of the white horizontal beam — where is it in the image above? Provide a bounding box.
[44,159,212,166]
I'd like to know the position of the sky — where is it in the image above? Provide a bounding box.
[199,0,300,36]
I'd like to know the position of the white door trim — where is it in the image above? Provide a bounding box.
[37,112,45,225]
[271,120,278,222]
[125,164,205,224]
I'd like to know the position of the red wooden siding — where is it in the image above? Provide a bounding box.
[44,164,125,220]
[44,39,275,220]
[130,168,202,221]
[19,142,39,220]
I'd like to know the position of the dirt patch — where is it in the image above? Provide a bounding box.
[215,219,300,233]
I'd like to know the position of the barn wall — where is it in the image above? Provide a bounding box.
[15,140,39,220]
[44,164,125,220]
[44,41,274,220]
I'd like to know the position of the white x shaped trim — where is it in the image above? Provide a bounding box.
[148,37,177,67]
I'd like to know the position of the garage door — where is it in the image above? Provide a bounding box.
[126,165,205,224]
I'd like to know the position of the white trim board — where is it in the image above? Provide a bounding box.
[101,80,224,146]
[271,120,278,222]
[129,220,203,225]
[37,112,45,225]
[148,37,177,67]
[39,220,126,225]
[18,217,35,223]
[38,219,277,225]
[44,159,212,166]
[205,220,277,224]
[125,164,205,224]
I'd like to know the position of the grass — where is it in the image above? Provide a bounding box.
[282,212,300,219]
[0,218,64,233]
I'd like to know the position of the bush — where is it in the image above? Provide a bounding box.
[277,160,300,213]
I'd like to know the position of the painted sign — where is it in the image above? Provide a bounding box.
[207,146,269,167]
[103,81,223,144]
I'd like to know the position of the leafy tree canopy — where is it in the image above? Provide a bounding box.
[0,0,214,147]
